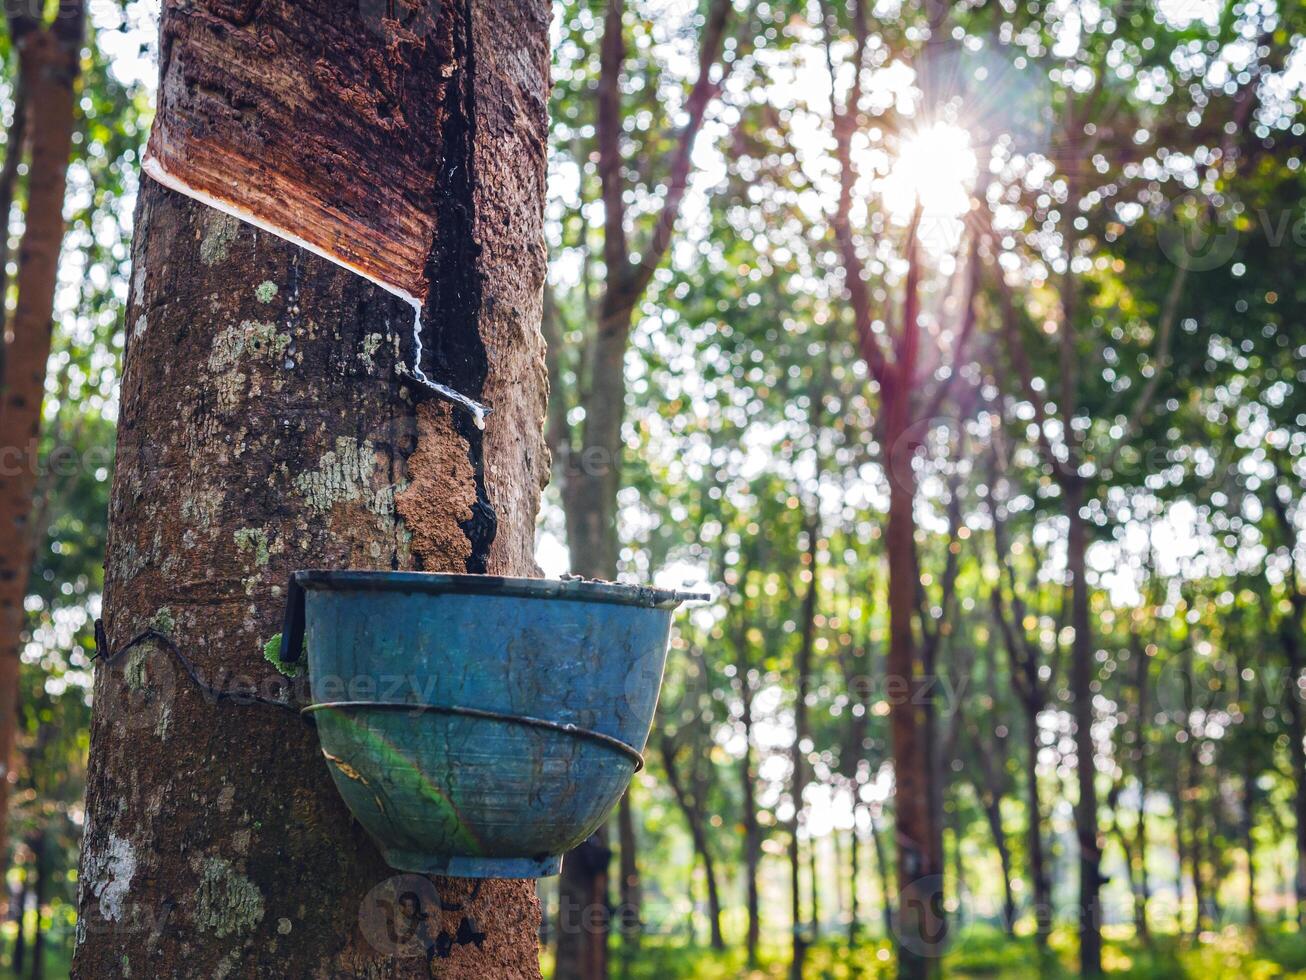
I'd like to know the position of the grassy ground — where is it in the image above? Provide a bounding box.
[2,922,1302,977]
[562,925,1306,979]
[0,951,70,979]
[0,909,73,980]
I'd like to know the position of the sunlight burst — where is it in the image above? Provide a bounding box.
[880,122,979,228]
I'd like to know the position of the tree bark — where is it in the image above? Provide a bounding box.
[659,737,724,951]
[1064,480,1102,974]
[974,783,1015,936]
[869,806,895,938]
[72,1,552,976]
[1245,769,1259,933]
[1131,627,1152,943]
[848,806,861,945]
[0,0,84,882]
[1024,702,1052,949]
[738,663,762,968]
[884,381,941,978]
[1264,483,1306,930]
[789,516,820,980]
[10,863,28,975]
[30,830,48,980]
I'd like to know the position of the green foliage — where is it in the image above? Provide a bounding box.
[4,0,1305,972]
[261,633,303,679]
[2,7,151,968]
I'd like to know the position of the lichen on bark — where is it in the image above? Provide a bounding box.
[194,857,265,939]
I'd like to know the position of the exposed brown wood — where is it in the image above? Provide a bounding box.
[145,0,464,301]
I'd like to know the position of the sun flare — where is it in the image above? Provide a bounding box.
[880,122,979,224]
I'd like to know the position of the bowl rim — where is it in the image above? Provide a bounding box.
[293,569,709,609]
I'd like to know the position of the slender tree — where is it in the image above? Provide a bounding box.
[0,0,85,881]
[659,726,725,951]
[1265,470,1306,927]
[788,507,821,979]
[545,2,733,972]
[984,421,1062,951]
[819,0,983,963]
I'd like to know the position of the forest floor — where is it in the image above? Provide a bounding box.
[576,924,1306,978]
[4,922,1305,978]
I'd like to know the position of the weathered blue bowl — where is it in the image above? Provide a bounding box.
[281,570,701,878]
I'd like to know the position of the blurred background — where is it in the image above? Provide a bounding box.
[2,0,1306,976]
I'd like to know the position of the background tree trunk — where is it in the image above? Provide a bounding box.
[10,863,28,975]
[869,807,894,937]
[739,673,762,968]
[1064,481,1103,974]
[550,4,729,968]
[883,382,941,979]
[0,0,84,879]
[1132,624,1152,944]
[659,736,724,952]
[555,468,619,980]
[848,806,861,945]
[29,830,48,980]
[72,1,552,975]
[1265,485,1306,929]
[789,515,820,980]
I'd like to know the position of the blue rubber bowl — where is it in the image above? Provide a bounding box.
[280,571,702,878]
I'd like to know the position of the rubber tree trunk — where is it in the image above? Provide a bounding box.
[848,809,861,945]
[1064,480,1102,975]
[10,865,28,975]
[977,791,1015,935]
[1174,766,1188,934]
[0,1,83,880]
[1024,701,1052,949]
[1245,769,1258,932]
[555,322,627,977]
[658,736,723,950]
[1191,793,1212,935]
[883,380,941,979]
[870,807,894,938]
[789,518,820,980]
[1132,630,1151,943]
[577,319,638,962]
[552,293,633,980]
[29,830,48,980]
[738,677,762,966]
[1276,607,1306,929]
[71,1,552,975]
[809,841,821,941]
